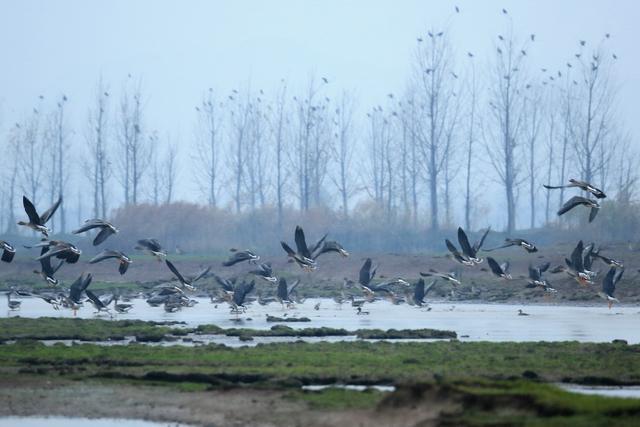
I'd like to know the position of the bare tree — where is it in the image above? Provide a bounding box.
[116,78,148,205]
[485,25,531,233]
[330,91,357,218]
[524,85,543,229]
[194,88,222,207]
[85,83,110,218]
[4,123,22,233]
[572,40,617,187]
[48,95,70,232]
[463,56,478,231]
[413,30,459,231]
[269,80,288,226]
[19,104,47,207]
[228,89,251,213]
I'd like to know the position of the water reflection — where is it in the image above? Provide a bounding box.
[557,384,640,399]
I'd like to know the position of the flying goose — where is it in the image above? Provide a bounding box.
[0,241,16,263]
[557,196,600,222]
[33,240,81,264]
[72,219,119,246]
[89,250,132,275]
[411,278,437,307]
[68,273,92,306]
[223,249,260,266]
[485,238,537,253]
[544,179,606,199]
[17,195,62,236]
[37,294,61,310]
[564,240,594,285]
[312,240,349,259]
[230,280,255,313]
[85,289,111,314]
[281,226,317,270]
[276,278,300,307]
[420,269,461,286]
[135,239,167,261]
[591,248,624,269]
[527,262,556,293]
[33,247,64,286]
[598,267,624,309]
[487,257,512,279]
[446,227,490,265]
[165,260,210,291]
[249,262,277,283]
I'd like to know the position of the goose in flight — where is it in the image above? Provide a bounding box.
[598,267,624,309]
[564,240,595,285]
[487,257,512,280]
[68,273,92,307]
[411,278,436,307]
[557,196,600,222]
[420,269,461,286]
[485,238,537,253]
[135,238,167,261]
[281,226,317,270]
[33,240,81,264]
[249,262,277,283]
[527,262,556,293]
[17,195,62,237]
[32,246,64,286]
[0,241,16,263]
[544,179,606,199]
[312,240,349,259]
[591,248,624,269]
[165,260,210,291]
[89,250,132,275]
[72,219,119,246]
[223,249,260,266]
[276,278,300,307]
[85,289,111,314]
[446,227,490,265]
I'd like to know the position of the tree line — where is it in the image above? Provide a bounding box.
[0,20,635,240]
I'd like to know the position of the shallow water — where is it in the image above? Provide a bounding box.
[0,416,189,427]
[557,384,640,399]
[302,384,396,392]
[4,297,640,343]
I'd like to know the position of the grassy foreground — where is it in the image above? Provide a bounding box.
[2,317,640,425]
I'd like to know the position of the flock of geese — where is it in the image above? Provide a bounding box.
[1,178,627,316]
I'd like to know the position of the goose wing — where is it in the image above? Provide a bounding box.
[165,260,187,284]
[89,250,121,264]
[192,266,211,283]
[359,258,373,286]
[93,227,116,246]
[457,227,475,258]
[589,206,599,223]
[487,257,504,277]
[570,241,585,272]
[22,196,41,224]
[473,227,491,252]
[72,219,107,234]
[413,278,425,302]
[309,233,328,257]
[294,226,311,258]
[40,196,62,224]
[557,196,586,216]
[85,289,105,308]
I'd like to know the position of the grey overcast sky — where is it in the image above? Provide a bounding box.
[0,0,638,209]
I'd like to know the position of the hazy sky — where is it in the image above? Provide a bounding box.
[0,0,638,220]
